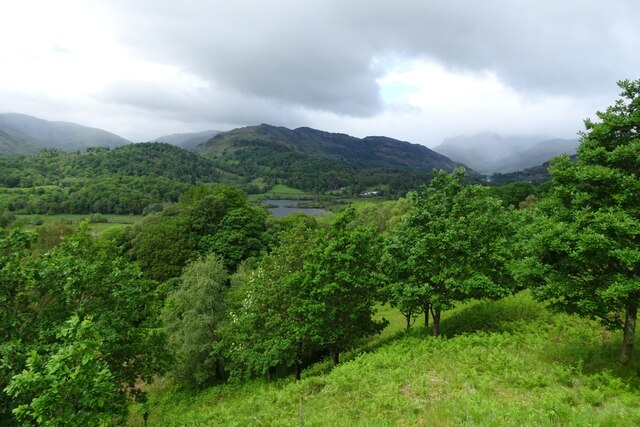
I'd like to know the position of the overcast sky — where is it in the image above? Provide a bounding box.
[1,0,638,146]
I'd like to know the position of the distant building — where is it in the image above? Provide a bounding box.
[359,190,381,197]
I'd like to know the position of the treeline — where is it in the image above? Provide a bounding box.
[0,143,220,187]
[206,143,436,196]
[0,143,223,215]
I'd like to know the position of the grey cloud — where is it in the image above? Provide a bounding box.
[95,0,639,120]
[101,79,308,128]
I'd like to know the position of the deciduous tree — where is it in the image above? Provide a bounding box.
[387,169,515,336]
[523,79,640,365]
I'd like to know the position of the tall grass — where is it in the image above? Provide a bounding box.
[129,292,640,426]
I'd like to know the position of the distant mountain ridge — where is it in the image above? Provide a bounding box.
[198,124,466,172]
[0,128,44,156]
[0,113,130,155]
[434,133,579,174]
[153,130,221,151]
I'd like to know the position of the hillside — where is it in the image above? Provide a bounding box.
[0,113,130,153]
[196,124,468,195]
[153,129,221,151]
[129,292,640,426]
[0,128,44,156]
[0,143,225,215]
[489,154,579,185]
[200,124,463,171]
[434,133,579,174]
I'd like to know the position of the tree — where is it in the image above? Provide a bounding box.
[130,185,269,281]
[387,169,515,336]
[381,234,430,330]
[0,229,36,424]
[162,253,229,386]
[130,212,197,282]
[5,316,122,427]
[523,79,640,366]
[199,205,269,272]
[302,207,388,364]
[0,224,169,424]
[223,217,318,381]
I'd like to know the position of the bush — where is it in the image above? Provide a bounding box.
[87,213,109,224]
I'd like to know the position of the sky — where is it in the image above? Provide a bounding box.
[0,0,638,147]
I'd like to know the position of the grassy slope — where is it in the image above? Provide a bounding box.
[16,214,143,233]
[128,292,640,426]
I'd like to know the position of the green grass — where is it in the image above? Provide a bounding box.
[264,184,308,198]
[128,292,640,426]
[16,214,143,233]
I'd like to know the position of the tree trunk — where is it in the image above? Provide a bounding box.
[294,362,301,381]
[422,302,429,330]
[268,366,276,380]
[405,313,411,330]
[430,306,441,337]
[620,301,637,366]
[215,361,223,380]
[331,348,340,365]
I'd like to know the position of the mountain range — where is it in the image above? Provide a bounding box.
[197,124,463,171]
[0,113,577,186]
[0,113,131,155]
[434,133,579,174]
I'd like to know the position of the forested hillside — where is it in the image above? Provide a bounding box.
[197,124,467,194]
[0,143,224,215]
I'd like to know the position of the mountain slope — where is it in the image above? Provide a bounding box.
[434,133,579,174]
[199,124,463,171]
[0,143,226,214]
[153,130,221,151]
[0,113,130,153]
[0,128,45,156]
[195,124,469,195]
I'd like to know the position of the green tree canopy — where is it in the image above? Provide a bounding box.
[0,224,168,425]
[522,79,640,365]
[302,207,388,364]
[384,169,516,336]
[223,216,318,381]
[162,253,229,387]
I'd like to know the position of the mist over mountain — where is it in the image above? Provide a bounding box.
[0,113,130,154]
[434,133,579,174]
[0,128,45,156]
[153,129,221,151]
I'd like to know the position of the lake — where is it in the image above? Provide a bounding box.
[264,199,329,218]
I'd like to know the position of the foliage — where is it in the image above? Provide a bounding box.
[490,181,538,207]
[0,143,223,215]
[131,293,640,426]
[0,224,168,424]
[130,213,196,282]
[5,316,123,426]
[521,79,640,365]
[130,185,269,281]
[301,207,388,364]
[223,217,318,380]
[383,169,516,335]
[162,253,229,387]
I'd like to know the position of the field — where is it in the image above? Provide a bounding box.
[15,213,143,233]
[127,292,640,426]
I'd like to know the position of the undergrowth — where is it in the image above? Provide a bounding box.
[128,292,640,426]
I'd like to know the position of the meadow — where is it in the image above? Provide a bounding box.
[15,213,144,233]
[127,292,640,426]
